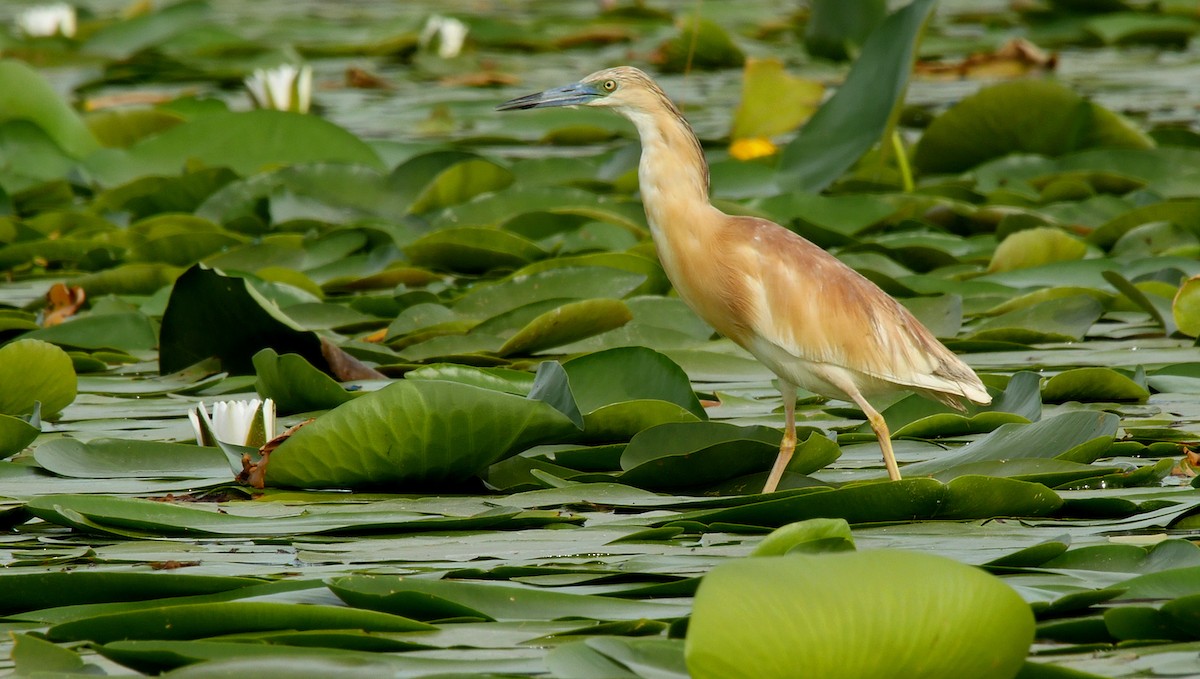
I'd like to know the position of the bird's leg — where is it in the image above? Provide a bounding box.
[845,392,901,481]
[762,380,798,494]
[820,371,902,481]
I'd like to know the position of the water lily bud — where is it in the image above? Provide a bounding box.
[16,3,77,38]
[419,15,468,59]
[245,64,313,113]
[189,398,276,447]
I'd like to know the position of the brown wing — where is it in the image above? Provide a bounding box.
[716,217,989,404]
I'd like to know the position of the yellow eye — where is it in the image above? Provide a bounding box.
[602,79,617,92]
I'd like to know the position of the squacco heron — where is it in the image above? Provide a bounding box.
[499,67,991,493]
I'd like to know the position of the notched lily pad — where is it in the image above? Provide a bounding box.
[0,338,76,418]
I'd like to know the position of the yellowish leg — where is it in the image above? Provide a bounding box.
[762,381,798,493]
[820,371,902,481]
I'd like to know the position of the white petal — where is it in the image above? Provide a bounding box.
[295,65,312,114]
[437,18,467,59]
[262,398,276,441]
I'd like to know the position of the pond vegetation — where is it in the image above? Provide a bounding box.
[3,0,1200,676]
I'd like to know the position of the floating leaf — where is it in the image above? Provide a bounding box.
[497,299,633,357]
[160,264,324,376]
[988,227,1088,273]
[915,80,1153,174]
[264,379,579,489]
[685,550,1033,679]
[405,226,546,274]
[0,414,39,460]
[1173,275,1200,338]
[803,0,887,61]
[0,59,99,158]
[1042,367,1150,403]
[253,349,358,415]
[0,338,76,417]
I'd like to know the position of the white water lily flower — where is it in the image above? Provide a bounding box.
[17,3,77,38]
[189,398,275,447]
[419,15,468,59]
[245,64,312,113]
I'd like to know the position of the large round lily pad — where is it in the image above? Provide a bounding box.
[686,550,1033,679]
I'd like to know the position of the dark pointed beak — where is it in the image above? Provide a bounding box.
[496,82,599,111]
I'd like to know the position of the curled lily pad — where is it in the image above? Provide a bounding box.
[252,349,359,415]
[0,338,76,418]
[1173,275,1200,338]
[0,414,39,460]
[263,378,579,489]
[685,550,1033,679]
[497,299,633,357]
[1042,367,1150,403]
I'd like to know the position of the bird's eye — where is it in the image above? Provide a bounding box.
[602,79,617,92]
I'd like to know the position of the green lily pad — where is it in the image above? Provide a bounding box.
[0,413,39,460]
[253,349,358,415]
[685,550,1033,679]
[988,227,1088,273]
[1173,275,1200,338]
[914,80,1153,174]
[497,299,633,357]
[160,264,324,376]
[1042,367,1150,403]
[404,226,547,274]
[0,59,99,159]
[264,377,579,489]
[0,338,76,417]
[750,518,855,556]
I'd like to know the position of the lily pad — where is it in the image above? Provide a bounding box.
[0,338,76,417]
[915,80,1153,174]
[264,378,579,488]
[685,550,1033,679]
[1042,367,1150,403]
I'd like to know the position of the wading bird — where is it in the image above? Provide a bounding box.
[498,67,991,493]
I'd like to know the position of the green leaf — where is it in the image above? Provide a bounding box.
[914,80,1153,174]
[404,226,547,274]
[1042,367,1150,403]
[751,518,855,556]
[778,0,936,192]
[328,574,690,622]
[253,349,358,415]
[0,338,76,417]
[1173,275,1200,338]
[0,413,39,460]
[685,550,1033,679]
[160,264,324,376]
[0,571,259,615]
[32,438,231,480]
[11,633,88,675]
[22,311,158,352]
[988,227,1088,273]
[656,17,745,72]
[803,0,886,61]
[46,601,432,643]
[563,347,705,419]
[265,379,580,488]
[969,295,1104,343]
[0,59,99,158]
[730,59,824,140]
[903,411,1120,477]
[497,299,633,357]
[86,111,383,186]
[82,0,213,59]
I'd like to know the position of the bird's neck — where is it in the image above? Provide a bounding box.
[624,105,715,240]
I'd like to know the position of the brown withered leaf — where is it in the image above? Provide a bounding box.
[346,67,393,90]
[440,71,519,88]
[43,283,85,327]
[321,336,386,380]
[916,38,1056,80]
[553,27,633,49]
[238,419,314,489]
[150,560,201,570]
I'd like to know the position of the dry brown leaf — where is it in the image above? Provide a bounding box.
[440,71,519,88]
[345,67,393,90]
[43,283,85,327]
[321,336,386,380]
[916,38,1056,80]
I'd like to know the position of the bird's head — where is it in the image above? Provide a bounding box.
[496,66,665,114]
